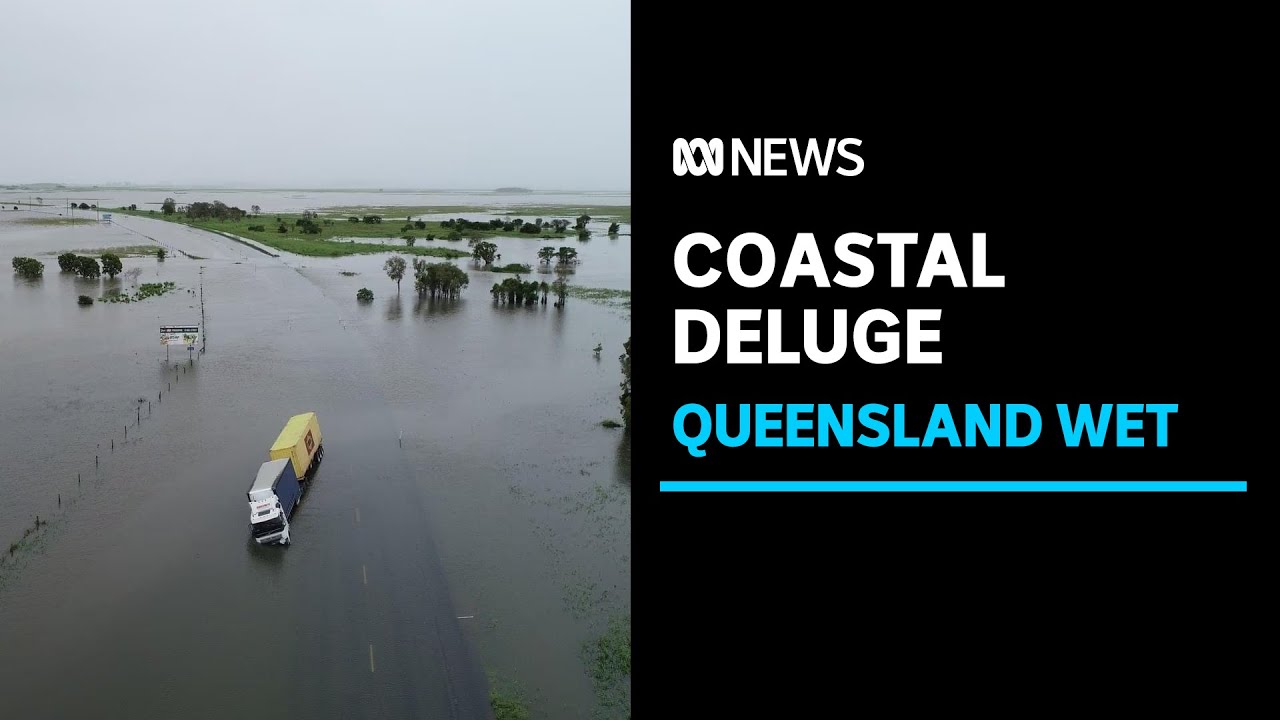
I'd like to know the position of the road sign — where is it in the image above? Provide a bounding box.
[161,325,200,347]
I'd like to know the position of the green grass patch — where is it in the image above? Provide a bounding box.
[490,691,531,720]
[490,263,533,274]
[48,245,160,258]
[584,615,631,718]
[101,281,177,304]
[17,217,95,226]
[567,286,631,307]
[487,673,533,720]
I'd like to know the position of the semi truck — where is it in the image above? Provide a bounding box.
[247,412,325,545]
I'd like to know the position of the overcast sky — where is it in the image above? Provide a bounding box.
[0,0,630,190]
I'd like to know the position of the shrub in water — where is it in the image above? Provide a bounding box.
[11,256,44,278]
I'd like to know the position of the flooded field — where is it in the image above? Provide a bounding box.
[0,187,630,215]
[0,197,631,718]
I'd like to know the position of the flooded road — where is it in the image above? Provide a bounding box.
[0,202,630,718]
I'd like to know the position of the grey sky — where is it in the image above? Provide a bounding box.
[0,0,630,190]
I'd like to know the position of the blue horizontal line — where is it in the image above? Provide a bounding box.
[660,481,1246,492]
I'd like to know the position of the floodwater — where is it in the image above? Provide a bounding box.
[0,200,631,718]
[0,187,630,214]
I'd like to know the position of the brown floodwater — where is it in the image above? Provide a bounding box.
[0,200,631,719]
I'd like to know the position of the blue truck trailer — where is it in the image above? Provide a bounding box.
[247,458,303,545]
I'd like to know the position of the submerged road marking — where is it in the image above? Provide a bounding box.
[355,507,361,525]
[457,615,474,619]
[362,565,368,585]
[369,644,376,672]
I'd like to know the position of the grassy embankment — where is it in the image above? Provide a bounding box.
[106,207,477,259]
[15,217,96,226]
[106,204,627,259]
[46,245,163,258]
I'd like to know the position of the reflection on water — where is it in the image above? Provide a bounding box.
[384,293,403,320]
[614,433,631,487]
[245,536,287,573]
[412,295,466,318]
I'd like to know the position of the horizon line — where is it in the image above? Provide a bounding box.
[0,183,632,194]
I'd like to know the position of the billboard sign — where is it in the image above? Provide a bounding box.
[161,325,200,348]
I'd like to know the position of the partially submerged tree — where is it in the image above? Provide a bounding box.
[537,246,557,264]
[608,222,620,235]
[156,248,167,261]
[76,256,100,278]
[489,277,542,306]
[100,252,123,278]
[556,246,579,266]
[472,241,500,267]
[57,252,78,272]
[552,278,568,307]
[413,259,469,300]
[161,198,176,215]
[357,287,374,302]
[384,255,407,294]
[11,256,44,278]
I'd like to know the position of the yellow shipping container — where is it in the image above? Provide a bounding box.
[269,412,324,480]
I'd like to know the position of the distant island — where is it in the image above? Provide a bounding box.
[494,187,532,193]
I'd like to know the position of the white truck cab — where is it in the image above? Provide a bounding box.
[249,489,290,545]
[247,458,300,545]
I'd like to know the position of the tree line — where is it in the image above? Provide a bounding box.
[488,277,570,307]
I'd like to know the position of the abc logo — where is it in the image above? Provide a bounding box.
[672,138,724,177]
